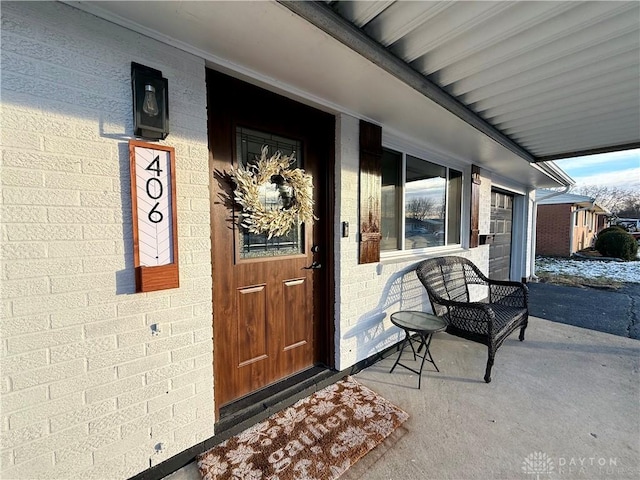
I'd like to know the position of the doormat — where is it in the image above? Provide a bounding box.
[197,376,409,480]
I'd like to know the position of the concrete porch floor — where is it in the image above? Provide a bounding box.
[166,316,639,480]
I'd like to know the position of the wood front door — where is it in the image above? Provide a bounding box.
[207,70,335,416]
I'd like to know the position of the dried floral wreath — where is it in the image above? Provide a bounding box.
[230,146,316,239]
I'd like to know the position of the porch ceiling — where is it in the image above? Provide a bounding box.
[66,0,637,188]
[321,0,640,162]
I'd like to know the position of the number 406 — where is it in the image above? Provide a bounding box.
[145,155,164,224]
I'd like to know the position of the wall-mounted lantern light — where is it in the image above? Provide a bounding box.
[131,62,169,140]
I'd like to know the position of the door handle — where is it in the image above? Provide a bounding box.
[303,261,322,270]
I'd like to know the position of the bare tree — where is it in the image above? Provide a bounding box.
[406,197,435,220]
[572,185,640,216]
[617,195,640,218]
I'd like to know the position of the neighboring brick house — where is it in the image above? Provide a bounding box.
[535,190,609,257]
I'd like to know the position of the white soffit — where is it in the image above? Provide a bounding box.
[71,1,582,187]
[327,0,640,161]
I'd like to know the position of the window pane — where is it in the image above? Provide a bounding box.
[447,169,462,244]
[405,155,446,250]
[381,149,402,251]
[236,127,304,259]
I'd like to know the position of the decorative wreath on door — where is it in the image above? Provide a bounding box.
[230,146,316,239]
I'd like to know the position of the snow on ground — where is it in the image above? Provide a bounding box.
[536,256,640,283]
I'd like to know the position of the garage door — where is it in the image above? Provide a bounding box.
[489,190,513,280]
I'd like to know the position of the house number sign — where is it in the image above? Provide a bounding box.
[129,140,179,292]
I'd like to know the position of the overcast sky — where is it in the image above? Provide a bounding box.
[554,148,640,191]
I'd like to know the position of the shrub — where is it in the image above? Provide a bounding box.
[598,225,626,237]
[595,229,638,261]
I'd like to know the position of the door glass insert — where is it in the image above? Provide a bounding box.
[236,127,304,259]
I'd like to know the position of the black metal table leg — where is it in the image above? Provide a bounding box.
[422,332,440,372]
[389,331,411,374]
[390,331,440,389]
[388,311,448,389]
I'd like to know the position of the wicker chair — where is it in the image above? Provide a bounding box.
[415,256,528,383]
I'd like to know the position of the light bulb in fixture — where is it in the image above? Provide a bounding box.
[142,84,159,117]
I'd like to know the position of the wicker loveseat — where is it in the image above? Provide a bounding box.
[415,256,529,383]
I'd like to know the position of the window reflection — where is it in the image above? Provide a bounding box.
[405,155,446,250]
[381,149,402,251]
[381,149,462,252]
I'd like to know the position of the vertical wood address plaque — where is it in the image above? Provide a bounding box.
[129,140,179,292]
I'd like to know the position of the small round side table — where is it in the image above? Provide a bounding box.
[389,311,448,389]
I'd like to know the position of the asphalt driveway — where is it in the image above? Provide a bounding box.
[527,282,640,340]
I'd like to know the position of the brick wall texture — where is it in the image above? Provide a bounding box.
[536,204,572,256]
[2,3,513,479]
[536,204,599,257]
[1,3,215,479]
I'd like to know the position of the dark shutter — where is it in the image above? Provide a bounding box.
[470,165,481,248]
[359,120,382,264]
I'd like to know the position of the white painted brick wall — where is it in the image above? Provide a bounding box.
[1,3,214,479]
[1,4,516,478]
[334,114,491,371]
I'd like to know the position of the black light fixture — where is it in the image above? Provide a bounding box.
[131,62,169,140]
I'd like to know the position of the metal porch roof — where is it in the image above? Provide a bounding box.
[66,0,638,188]
[307,1,640,162]
[536,190,610,214]
[537,191,596,205]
